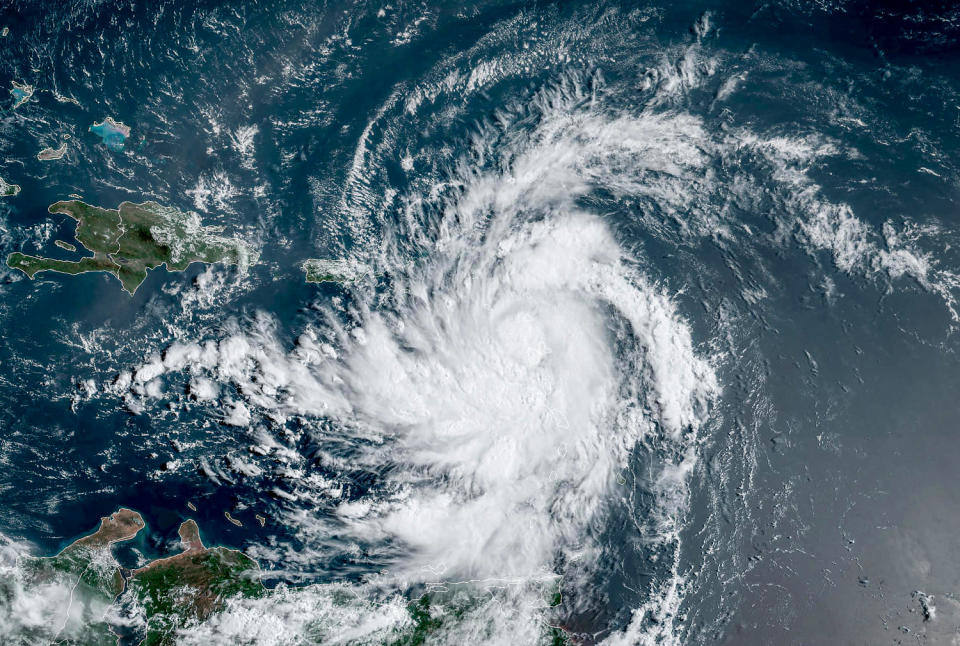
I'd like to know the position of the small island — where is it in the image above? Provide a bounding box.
[89,116,130,151]
[10,80,33,109]
[37,142,68,160]
[53,92,81,106]
[0,176,20,197]
[302,257,371,283]
[7,199,257,294]
[54,239,77,251]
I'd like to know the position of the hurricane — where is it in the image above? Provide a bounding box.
[111,76,718,644]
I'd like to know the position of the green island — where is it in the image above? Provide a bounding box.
[302,258,371,283]
[7,199,256,294]
[0,177,20,197]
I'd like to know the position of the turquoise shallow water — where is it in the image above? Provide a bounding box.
[1,1,960,644]
[89,118,129,151]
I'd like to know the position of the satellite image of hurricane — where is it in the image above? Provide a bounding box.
[1,0,960,644]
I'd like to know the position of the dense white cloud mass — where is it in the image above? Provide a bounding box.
[111,77,726,643]
[109,55,958,642]
[94,25,959,644]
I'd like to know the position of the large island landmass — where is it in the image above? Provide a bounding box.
[7,199,257,294]
[302,258,371,284]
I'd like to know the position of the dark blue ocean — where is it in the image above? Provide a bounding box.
[2,1,960,643]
